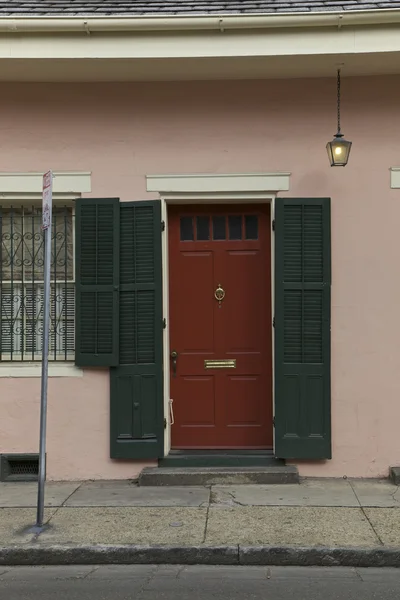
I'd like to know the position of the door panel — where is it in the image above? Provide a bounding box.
[225,376,263,426]
[223,249,265,353]
[179,376,216,426]
[168,205,272,449]
[179,251,215,353]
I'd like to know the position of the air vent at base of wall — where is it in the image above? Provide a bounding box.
[0,454,40,482]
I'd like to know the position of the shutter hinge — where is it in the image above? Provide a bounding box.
[273,416,276,427]
[161,220,165,231]
[272,219,275,231]
[273,317,275,328]
[164,417,167,429]
[163,318,166,329]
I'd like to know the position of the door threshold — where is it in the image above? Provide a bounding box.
[159,449,283,468]
[169,449,274,456]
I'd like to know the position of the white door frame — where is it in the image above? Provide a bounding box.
[146,172,291,456]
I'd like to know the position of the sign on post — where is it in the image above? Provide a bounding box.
[42,170,52,230]
[36,170,53,529]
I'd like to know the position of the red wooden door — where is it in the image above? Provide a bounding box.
[168,205,273,449]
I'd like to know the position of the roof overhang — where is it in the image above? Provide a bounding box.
[1,11,400,81]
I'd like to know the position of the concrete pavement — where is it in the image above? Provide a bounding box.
[1,478,400,565]
[2,477,400,508]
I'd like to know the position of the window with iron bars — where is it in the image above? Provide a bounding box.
[0,205,74,361]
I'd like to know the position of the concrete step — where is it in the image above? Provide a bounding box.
[159,452,284,468]
[138,466,299,486]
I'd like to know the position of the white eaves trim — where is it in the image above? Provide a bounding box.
[0,363,83,378]
[146,173,290,195]
[3,27,400,62]
[1,11,400,32]
[0,172,91,194]
[390,168,400,189]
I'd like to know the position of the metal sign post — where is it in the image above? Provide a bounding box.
[36,170,53,529]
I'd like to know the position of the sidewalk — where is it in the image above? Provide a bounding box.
[1,478,400,566]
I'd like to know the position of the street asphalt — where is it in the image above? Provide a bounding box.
[0,565,399,600]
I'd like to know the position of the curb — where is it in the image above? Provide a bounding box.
[1,544,400,567]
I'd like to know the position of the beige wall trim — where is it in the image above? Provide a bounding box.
[159,194,276,203]
[147,173,290,195]
[1,11,400,33]
[390,167,400,189]
[0,172,91,194]
[0,363,83,378]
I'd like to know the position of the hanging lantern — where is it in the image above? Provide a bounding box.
[326,69,352,167]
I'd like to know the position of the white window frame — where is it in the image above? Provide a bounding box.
[0,172,91,378]
[390,167,400,188]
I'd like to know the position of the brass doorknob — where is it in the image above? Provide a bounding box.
[214,284,225,307]
[170,350,178,377]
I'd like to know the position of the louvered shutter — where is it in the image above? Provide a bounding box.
[274,198,331,459]
[110,201,164,459]
[75,198,119,367]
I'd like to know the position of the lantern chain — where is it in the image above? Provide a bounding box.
[337,68,341,134]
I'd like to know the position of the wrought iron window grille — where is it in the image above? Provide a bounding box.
[0,205,75,361]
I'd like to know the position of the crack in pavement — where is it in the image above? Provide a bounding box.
[141,565,168,591]
[226,492,247,507]
[210,489,246,507]
[31,482,85,541]
[348,479,384,546]
[209,490,218,504]
[0,569,10,578]
[61,482,84,507]
[353,567,363,581]
[82,566,100,579]
[174,565,186,579]
[345,478,360,506]
[390,486,400,505]
[202,488,211,544]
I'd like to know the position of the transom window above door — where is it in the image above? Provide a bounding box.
[180,214,259,242]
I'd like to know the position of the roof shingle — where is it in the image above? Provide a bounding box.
[0,0,398,16]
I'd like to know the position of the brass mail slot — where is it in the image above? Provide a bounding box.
[204,359,236,369]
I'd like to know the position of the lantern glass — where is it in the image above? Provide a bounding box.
[326,135,352,167]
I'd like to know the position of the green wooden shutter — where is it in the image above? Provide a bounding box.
[75,198,120,367]
[274,198,331,459]
[110,200,164,459]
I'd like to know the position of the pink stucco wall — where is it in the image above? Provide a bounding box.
[1,76,400,479]
[0,371,153,480]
